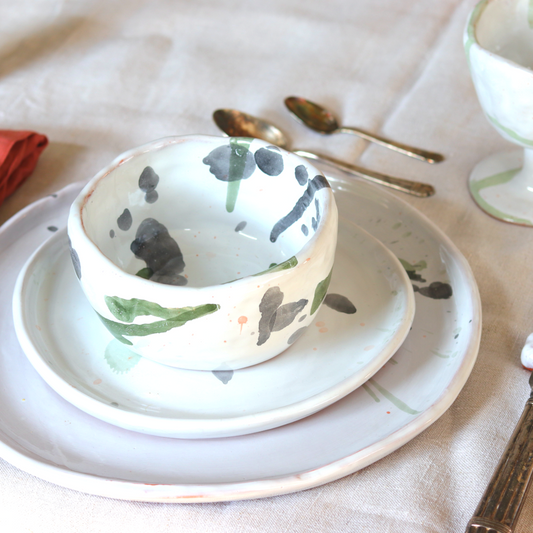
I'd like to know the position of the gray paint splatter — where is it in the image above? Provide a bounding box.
[288,327,307,345]
[254,147,284,176]
[235,221,247,232]
[270,175,330,242]
[311,199,321,231]
[257,286,284,346]
[109,229,115,238]
[301,224,309,236]
[406,271,426,282]
[298,314,307,322]
[145,190,159,204]
[68,237,81,279]
[271,299,308,331]
[212,370,234,384]
[47,226,58,232]
[295,165,308,185]
[324,294,357,314]
[257,286,307,346]
[130,218,187,286]
[117,208,133,231]
[202,144,256,182]
[413,282,453,300]
[139,166,159,192]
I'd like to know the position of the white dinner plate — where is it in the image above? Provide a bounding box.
[12,220,414,439]
[0,172,481,502]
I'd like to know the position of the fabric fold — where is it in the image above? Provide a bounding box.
[0,130,48,207]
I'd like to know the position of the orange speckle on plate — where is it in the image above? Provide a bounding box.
[35,325,41,331]
[387,411,391,414]
[360,323,365,327]
[364,345,374,351]
[93,379,102,385]
[319,327,328,333]
[315,321,325,327]
[184,274,188,278]
[313,347,317,351]
[238,316,248,333]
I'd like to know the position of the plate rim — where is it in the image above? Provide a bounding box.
[12,219,415,439]
[0,177,481,502]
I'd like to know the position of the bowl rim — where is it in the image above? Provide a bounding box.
[464,0,533,77]
[67,134,338,293]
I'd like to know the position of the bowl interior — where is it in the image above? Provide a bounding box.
[81,137,331,288]
[476,0,533,68]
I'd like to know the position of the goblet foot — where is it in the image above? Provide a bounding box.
[469,149,533,226]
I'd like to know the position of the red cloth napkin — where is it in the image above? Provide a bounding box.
[0,130,48,207]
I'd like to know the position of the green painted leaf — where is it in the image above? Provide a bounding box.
[253,256,298,277]
[311,269,333,315]
[398,259,427,272]
[105,295,217,322]
[226,137,253,212]
[97,303,220,345]
[135,267,153,280]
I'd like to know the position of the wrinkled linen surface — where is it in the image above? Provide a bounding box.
[2,1,533,532]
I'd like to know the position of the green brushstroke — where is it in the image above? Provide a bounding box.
[310,269,333,315]
[135,267,153,280]
[469,166,533,225]
[97,302,220,345]
[105,295,217,323]
[392,222,401,229]
[399,259,427,273]
[529,0,533,28]
[432,349,459,359]
[253,256,298,276]
[104,340,142,374]
[464,0,488,66]
[488,115,533,147]
[226,137,253,212]
[362,384,380,403]
[367,378,421,415]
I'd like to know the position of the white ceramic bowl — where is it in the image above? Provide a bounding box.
[67,135,338,370]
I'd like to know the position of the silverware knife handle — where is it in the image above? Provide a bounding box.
[466,395,533,533]
[293,150,435,198]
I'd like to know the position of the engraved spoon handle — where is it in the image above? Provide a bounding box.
[293,149,435,198]
[466,382,533,533]
[336,126,444,164]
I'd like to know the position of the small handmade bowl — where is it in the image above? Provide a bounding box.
[67,135,338,370]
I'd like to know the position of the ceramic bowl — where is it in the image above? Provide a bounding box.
[67,135,338,370]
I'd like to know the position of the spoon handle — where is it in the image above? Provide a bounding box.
[336,126,444,164]
[293,150,435,198]
[466,381,533,533]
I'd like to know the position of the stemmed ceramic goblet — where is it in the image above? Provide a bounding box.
[465,0,533,226]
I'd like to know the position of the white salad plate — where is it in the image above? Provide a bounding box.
[0,172,481,502]
[12,219,414,439]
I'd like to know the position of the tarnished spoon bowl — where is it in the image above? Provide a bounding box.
[284,96,444,164]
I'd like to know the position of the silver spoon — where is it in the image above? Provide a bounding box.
[213,109,435,198]
[284,96,444,164]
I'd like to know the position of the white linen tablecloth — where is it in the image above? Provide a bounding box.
[1,0,533,531]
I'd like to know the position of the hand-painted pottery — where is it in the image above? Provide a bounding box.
[67,135,338,370]
[465,0,533,226]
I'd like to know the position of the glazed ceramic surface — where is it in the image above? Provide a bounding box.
[13,222,413,439]
[465,0,533,226]
[67,135,338,370]
[2,172,481,502]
